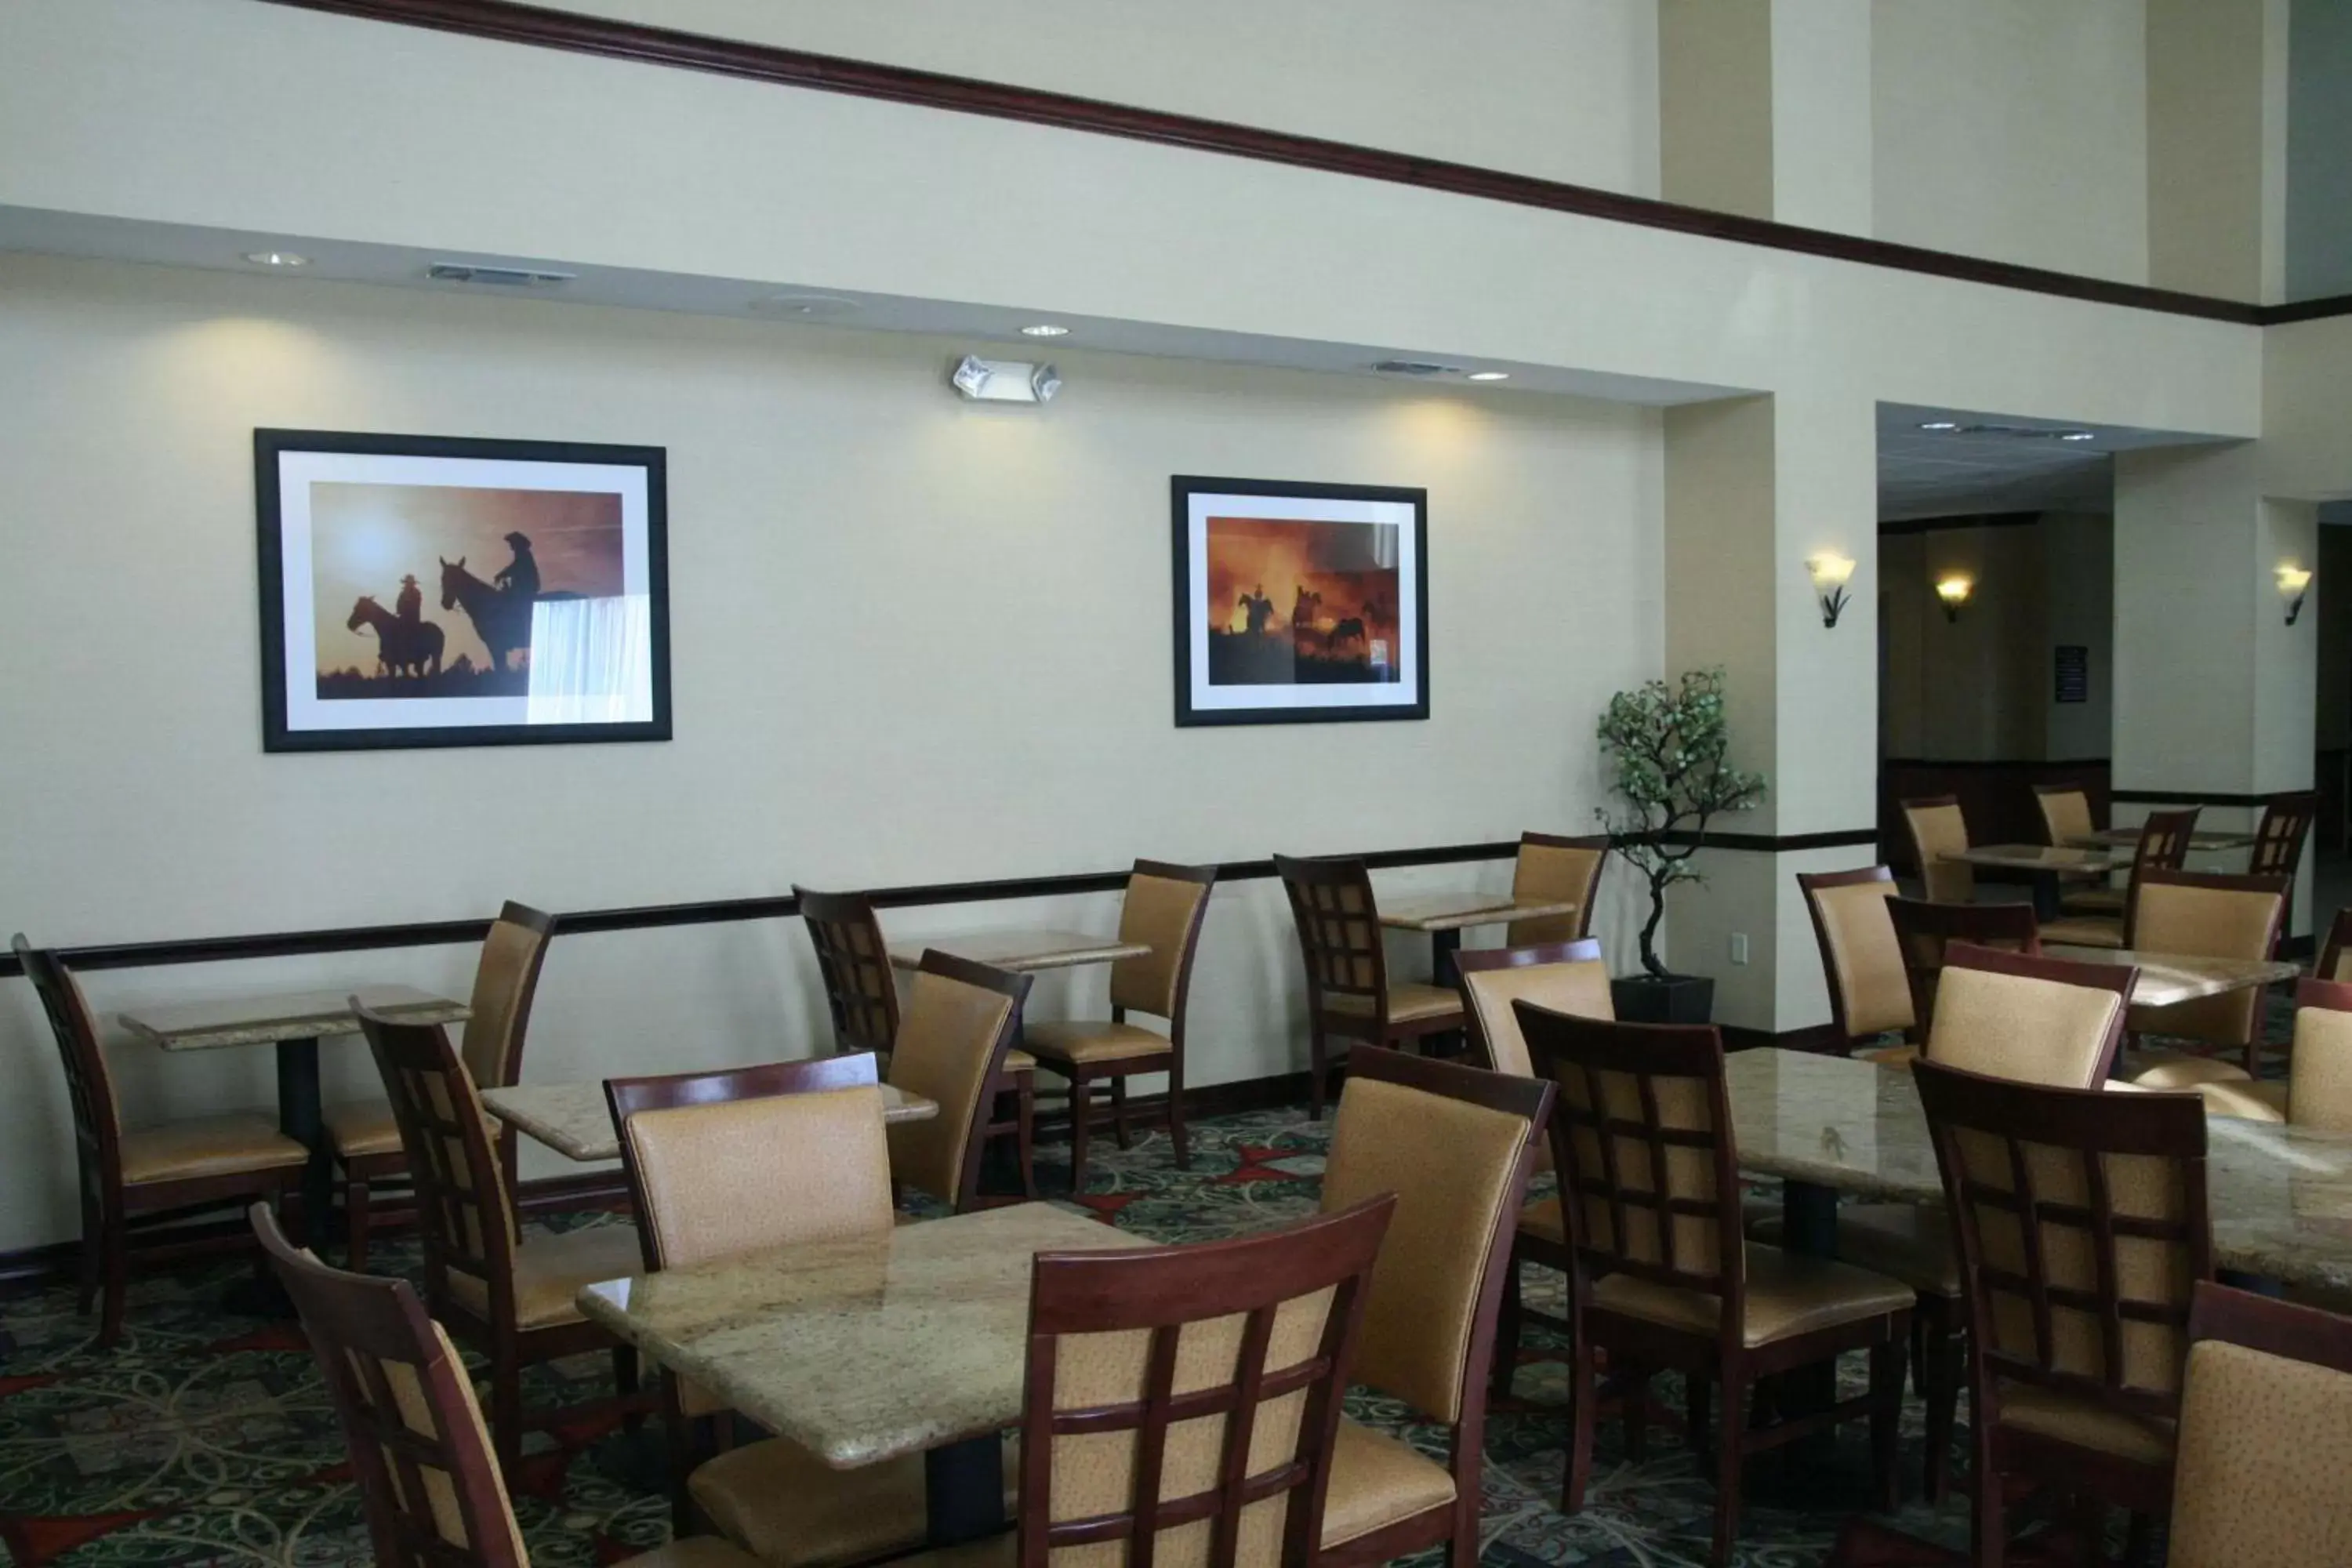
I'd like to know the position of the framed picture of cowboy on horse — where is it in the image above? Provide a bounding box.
[256,429,670,751]
[1171,475,1428,727]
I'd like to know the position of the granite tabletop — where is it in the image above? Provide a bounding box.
[1941,844,2122,876]
[119,985,470,1051]
[2041,945,2301,1009]
[885,930,1150,973]
[577,1201,1140,1466]
[1376,892,1581,932]
[2067,828,2259,852]
[1726,1047,2352,1292]
[484,1080,938,1163]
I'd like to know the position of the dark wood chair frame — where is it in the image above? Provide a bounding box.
[339,901,556,1274]
[798,885,1038,1201]
[1317,1044,1555,1568]
[252,1203,529,1568]
[1273,853,1468,1120]
[1912,1058,2212,1567]
[2249,790,2320,884]
[604,1050,885,1532]
[1508,831,1610,944]
[16,935,301,1350]
[902,949,1034,1213]
[1886,897,2042,1033]
[2109,808,2202,946]
[1029,860,1218,1191]
[1017,1195,1397,1568]
[2318,907,2352,983]
[1796,866,1919,1052]
[1522,1007,1911,1568]
[354,999,641,1478]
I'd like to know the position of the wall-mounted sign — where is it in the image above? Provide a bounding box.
[2054,644,2089,704]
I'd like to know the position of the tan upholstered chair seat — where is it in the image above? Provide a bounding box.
[448,1222,644,1330]
[1589,1243,1916,1348]
[1857,1044,1921,1067]
[1019,1021,1171,1065]
[627,1541,766,1568]
[324,1100,405,1159]
[1316,1417,1457,1548]
[2129,1054,2255,1091]
[690,1434,1017,1568]
[1827,1203,1959,1296]
[2063,887,2126,914]
[1000,1048,1033,1075]
[1519,1196,1565,1243]
[1996,1383,2175,1468]
[1327,982,1462,1025]
[118,1114,308,1185]
[2190,1080,2288,1121]
[2037,916,2125,949]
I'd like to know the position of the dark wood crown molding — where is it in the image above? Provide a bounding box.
[242,0,2347,327]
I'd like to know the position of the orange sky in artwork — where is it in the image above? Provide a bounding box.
[1205,516,1401,645]
[310,483,623,671]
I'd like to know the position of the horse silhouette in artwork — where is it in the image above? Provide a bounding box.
[438,557,583,674]
[1326,616,1367,654]
[347,596,445,678]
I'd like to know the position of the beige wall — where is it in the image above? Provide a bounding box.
[0,252,1664,1250]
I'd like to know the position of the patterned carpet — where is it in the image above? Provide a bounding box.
[0,1104,2009,1568]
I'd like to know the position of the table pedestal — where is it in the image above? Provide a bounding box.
[1742,1178,1884,1510]
[925,1433,1007,1544]
[224,1035,327,1319]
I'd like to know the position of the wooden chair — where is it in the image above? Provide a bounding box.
[607,1055,965,1565]
[1313,1047,1552,1568]
[1274,854,1467,1119]
[1913,1058,2212,1567]
[2148,971,2352,1123]
[326,901,557,1272]
[2250,789,2320,884]
[2319,906,2352,982]
[1023,860,1216,1191]
[1505,831,1608,944]
[883,950,1033,1211]
[250,1203,756,1568]
[1520,1007,1912,1567]
[2032,784,2120,916]
[1900,795,1973,904]
[354,998,644,1477]
[2122,869,2290,1076]
[1885,896,2040,1029]
[1452,939,1610,1396]
[2039,806,2201,949]
[1796,867,1918,1056]
[798,885,1037,1203]
[15,934,307,1349]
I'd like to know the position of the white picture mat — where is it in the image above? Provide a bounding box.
[275,450,654,732]
[1185,490,1421,712]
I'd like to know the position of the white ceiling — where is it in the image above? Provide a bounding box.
[1876,402,2227,522]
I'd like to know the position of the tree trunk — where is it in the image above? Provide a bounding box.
[1638,881,1669,977]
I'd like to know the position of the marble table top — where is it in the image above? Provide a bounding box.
[885,930,1150,973]
[1941,844,2122,877]
[484,1080,938,1163]
[1726,1048,2352,1291]
[2041,945,2301,1009]
[119,985,470,1051]
[578,1201,1139,1466]
[1377,891,1580,932]
[2066,828,2259,852]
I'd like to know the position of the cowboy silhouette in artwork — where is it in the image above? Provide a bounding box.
[1236,583,1276,636]
[492,532,540,601]
[394,573,423,624]
[440,530,582,675]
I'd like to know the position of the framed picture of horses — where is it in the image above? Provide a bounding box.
[255,430,670,752]
[1171,475,1428,727]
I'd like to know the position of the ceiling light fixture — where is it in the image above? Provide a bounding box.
[1466,371,1511,383]
[1808,553,1857,628]
[1019,324,1070,338]
[1918,420,1960,431]
[951,354,1061,405]
[243,251,310,268]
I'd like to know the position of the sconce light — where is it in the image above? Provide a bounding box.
[1935,575,1973,622]
[2279,564,2314,626]
[951,354,1061,404]
[1807,554,1856,628]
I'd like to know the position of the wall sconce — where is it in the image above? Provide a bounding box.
[1807,554,1856,628]
[950,354,1062,404]
[2279,564,2314,626]
[1935,575,1973,622]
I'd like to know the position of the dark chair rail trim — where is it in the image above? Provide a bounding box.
[1661,827,1879,852]
[241,0,2337,327]
[1882,757,2113,770]
[2111,787,2291,808]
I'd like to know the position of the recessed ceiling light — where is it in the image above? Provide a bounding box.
[748,293,858,318]
[1019,324,1070,338]
[1466,371,1510,382]
[1918,420,1960,431]
[2058,430,2096,442]
[243,251,310,268]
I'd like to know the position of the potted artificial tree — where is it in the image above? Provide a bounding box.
[1594,666,1767,1025]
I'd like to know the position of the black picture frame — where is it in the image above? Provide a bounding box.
[256,428,671,753]
[1170,474,1430,727]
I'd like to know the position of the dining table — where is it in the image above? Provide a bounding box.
[2041,943,2301,1010]
[118,985,471,1249]
[884,929,1151,974]
[484,1079,939,1164]
[1939,844,2124,919]
[1377,891,1581,986]
[578,1200,1138,1545]
[2065,826,2259,853]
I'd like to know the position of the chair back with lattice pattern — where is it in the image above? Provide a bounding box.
[1914,1060,2211,1445]
[1887,898,2042,1029]
[457,902,555,1091]
[1508,833,1606,946]
[2250,792,2318,881]
[12,935,122,1208]
[1018,1196,1396,1568]
[796,886,901,1056]
[253,1203,526,1568]
[1272,855,1388,1014]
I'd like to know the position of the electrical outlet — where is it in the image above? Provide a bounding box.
[1730,933,1750,965]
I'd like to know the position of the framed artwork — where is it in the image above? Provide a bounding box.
[256,430,670,752]
[1171,475,1428,726]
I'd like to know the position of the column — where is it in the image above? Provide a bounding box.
[1658,0,1874,236]
[2147,0,2291,303]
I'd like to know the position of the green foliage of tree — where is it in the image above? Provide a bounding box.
[1594,667,1768,978]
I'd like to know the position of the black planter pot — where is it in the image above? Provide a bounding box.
[1609,973,1716,1025]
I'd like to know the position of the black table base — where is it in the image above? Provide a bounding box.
[925,1433,1007,1544]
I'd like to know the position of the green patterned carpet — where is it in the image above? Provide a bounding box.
[0,1105,2005,1568]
